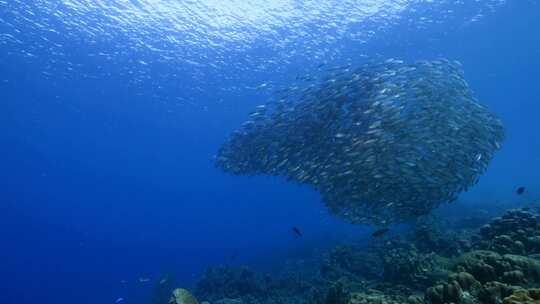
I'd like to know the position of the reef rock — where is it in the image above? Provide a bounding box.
[381,242,450,290]
[320,244,382,281]
[425,250,540,304]
[503,288,540,304]
[454,251,540,285]
[425,275,517,304]
[413,216,474,257]
[213,299,244,304]
[324,281,350,304]
[478,209,540,255]
[348,290,413,304]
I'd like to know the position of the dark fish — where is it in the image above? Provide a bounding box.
[516,186,526,195]
[292,226,303,237]
[371,228,390,237]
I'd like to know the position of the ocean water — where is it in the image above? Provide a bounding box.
[1,1,539,303]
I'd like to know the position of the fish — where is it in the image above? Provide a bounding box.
[292,226,303,237]
[516,186,526,195]
[255,83,268,90]
[115,298,125,304]
[138,278,150,283]
[216,59,505,226]
[372,228,390,237]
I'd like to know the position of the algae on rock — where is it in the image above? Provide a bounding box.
[170,288,198,304]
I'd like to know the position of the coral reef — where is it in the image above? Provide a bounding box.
[195,267,268,302]
[454,251,540,285]
[348,291,410,304]
[424,250,540,303]
[194,264,332,304]
[477,209,540,255]
[188,207,540,304]
[380,242,449,290]
[213,300,243,304]
[320,244,382,282]
[412,216,473,257]
[324,281,350,304]
[503,288,540,304]
[425,270,518,304]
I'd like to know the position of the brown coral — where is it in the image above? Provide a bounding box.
[478,209,540,255]
[170,288,199,304]
[454,251,540,285]
[503,289,540,304]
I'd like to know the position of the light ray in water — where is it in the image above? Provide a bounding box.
[0,0,506,105]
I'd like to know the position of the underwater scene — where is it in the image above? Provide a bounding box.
[1,1,540,304]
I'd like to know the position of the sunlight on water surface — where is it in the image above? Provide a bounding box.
[0,0,506,104]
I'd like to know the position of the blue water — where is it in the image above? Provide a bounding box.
[1,1,539,303]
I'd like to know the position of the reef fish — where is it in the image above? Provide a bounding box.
[516,186,526,195]
[371,228,390,237]
[292,226,303,237]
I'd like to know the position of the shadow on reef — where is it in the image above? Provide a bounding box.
[160,207,540,304]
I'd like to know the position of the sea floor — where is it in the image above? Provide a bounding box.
[162,203,540,304]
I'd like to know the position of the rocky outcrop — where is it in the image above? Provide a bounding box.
[190,208,540,304]
[454,251,540,285]
[503,288,540,304]
[381,243,450,290]
[477,209,540,255]
[425,250,540,304]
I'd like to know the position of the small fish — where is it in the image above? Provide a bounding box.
[292,226,303,237]
[516,186,526,195]
[138,278,150,283]
[371,228,390,237]
[115,297,125,304]
[255,83,268,90]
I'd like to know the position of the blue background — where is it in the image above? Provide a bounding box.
[1,1,539,303]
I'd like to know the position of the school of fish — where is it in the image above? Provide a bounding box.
[215,59,505,225]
